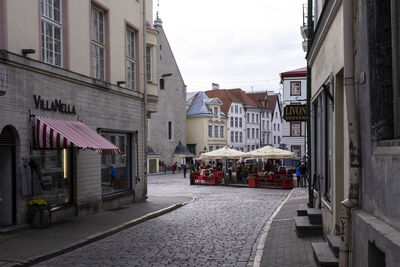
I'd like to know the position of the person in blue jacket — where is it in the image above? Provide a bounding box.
[296,165,301,187]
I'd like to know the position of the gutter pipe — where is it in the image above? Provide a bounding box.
[340,0,361,266]
[142,0,148,199]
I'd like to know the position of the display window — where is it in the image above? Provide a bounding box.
[101,132,131,195]
[31,149,72,207]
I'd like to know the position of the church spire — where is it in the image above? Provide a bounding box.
[154,0,163,26]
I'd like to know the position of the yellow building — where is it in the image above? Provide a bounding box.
[186,92,228,156]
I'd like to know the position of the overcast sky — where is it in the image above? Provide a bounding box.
[153,0,307,93]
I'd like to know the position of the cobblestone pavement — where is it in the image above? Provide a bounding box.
[35,173,290,267]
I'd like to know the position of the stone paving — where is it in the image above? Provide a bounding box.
[260,189,323,267]
[34,173,290,267]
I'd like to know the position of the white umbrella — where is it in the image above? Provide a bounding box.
[200,146,245,159]
[243,145,294,159]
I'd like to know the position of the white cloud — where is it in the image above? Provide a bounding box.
[154,0,307,92]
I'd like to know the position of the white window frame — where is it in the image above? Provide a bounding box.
[220,126,224,137]
[126,27,136,90]
[91,5,106,81]
[146,45,152,82]
[40,0,62,66]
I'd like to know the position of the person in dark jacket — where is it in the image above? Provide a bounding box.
[299,162,307,187]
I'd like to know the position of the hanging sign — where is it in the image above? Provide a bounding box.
[283,104,306,121]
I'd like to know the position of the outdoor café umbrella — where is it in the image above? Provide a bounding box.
[243,145,295,159]
[200,146,245,159]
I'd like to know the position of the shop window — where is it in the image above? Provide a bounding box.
[31,149,72,207]
[100,132,131,196]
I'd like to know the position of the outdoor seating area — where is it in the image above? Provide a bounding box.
[192,169,225,185]
[190,145,297,189]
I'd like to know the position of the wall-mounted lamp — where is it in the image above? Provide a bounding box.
[21,49,36,57]
[117,81,126,86]
[162,73,172,78]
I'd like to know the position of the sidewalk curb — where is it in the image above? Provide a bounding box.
[14,199,193,267]
[252,189,295,267]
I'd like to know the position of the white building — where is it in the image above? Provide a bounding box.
[267,93,283,149]
[280,67,307,158]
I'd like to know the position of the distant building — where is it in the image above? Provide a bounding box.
[147,13,189,171]
[280,67,307,159]
[186,92,228,156]
[267,93,283,149]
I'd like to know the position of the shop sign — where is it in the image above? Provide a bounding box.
[283,104,306,121]
[34,94,76,114]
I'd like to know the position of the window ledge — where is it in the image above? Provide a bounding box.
[374,140,400,156]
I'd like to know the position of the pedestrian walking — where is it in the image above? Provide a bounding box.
[183,164,187,178]
[172,163,176,174]
[161,161,165,174]
[296,165,301,187]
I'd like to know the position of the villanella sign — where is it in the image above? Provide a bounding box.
[283,104,306,121]
[34,94,76,114]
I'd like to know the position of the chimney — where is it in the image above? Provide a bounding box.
[212,83,219,90]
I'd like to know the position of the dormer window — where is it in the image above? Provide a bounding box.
[214,107,218,118]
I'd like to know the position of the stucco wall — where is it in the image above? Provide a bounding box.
[148,24,186,166]
[4,0,152,92]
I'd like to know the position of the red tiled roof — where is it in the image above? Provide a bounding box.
[266,94,278,111]
[246,92,268,108]
[205,88,259,114]
[280,67,307,82]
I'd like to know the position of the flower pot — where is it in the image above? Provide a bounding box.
[31,210,50,229]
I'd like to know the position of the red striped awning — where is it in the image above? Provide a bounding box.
[35,116,122,154]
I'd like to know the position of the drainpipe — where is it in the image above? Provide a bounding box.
[142,0,148,199]
[306,0,313,208]
[340,0,361,266]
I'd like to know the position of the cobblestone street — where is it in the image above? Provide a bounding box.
[34,173,290,267]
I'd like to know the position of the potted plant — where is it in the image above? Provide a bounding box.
[28,198,51,228]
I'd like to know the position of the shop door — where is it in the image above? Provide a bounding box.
[149,159,157,173]
[0,146,13,226]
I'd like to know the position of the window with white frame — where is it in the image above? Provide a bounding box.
[231,131,234,142]
[214,107,218,118]
[256,114,259,123]
[290,81,301,96]
[208,125,213,137]
[235,117,238,127]
[146,45,152,82]
[214,125,218,137]
[290,122,301,136]
[126,28,136,90]
[247,128,250,138]
[91,5,106,80]
[231,106,233,113]
[235,132,238,142]
[41,0,62,66]
[256,128,259,138]
[239,118,242,127]
[209,146,213,152]
[230,117,233,127]
[252,114,255,123]
[247,113,250,122]
[239,132,243,142]
[252,128,255,139]
[220,126,224,137]
[240,107,242,114]
[235,105,238,113]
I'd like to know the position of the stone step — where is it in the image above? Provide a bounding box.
[294,216,323,237]
[0,224,30,235]
[297,203,308,216]
[326,234,340,258]
[312,242,339,267]
[307,208,322,225]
